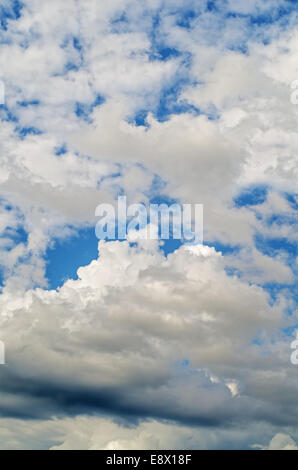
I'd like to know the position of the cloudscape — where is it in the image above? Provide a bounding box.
[0,0,297,450]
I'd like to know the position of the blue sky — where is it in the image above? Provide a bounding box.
[0,0,297,451]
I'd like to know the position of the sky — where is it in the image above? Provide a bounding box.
[0,0,297,450]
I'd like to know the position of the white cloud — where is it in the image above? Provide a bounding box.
[254,433,298,450]
[0,0,297,450]
[0,415,296,450]
[0,237,294,431]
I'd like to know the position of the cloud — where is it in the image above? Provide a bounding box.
[0,0,297,450]
[254,433,298,450]
[0,415,296,450]
[0,238,295,430]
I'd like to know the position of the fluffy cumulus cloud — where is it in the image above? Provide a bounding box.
[0,0,297,450]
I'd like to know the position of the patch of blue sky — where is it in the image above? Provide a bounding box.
[172,359,192,376]
[55,143,68,156]
[110,12,129,34]
[224,266,242,278]
[223,228,297,312]
[228,42,248,55]
[170,1,297,49]
[149,194,194,255]
[155,81,201,122]
[206,1,217,13]
[173,1,218,29]
[262,281,298,309]
[17,99,40,107]
[224,265,297,314]
[45,190,194,289]
[205,240,241,255]
[45,226,99,290]
[265,213,297,227]
[251,337,263,347]
[0,198,11,211]
[247,187,298,310]
[64,62,80,72]
[96,169,122,190]
[250,190,297,232]
[0,222,28,288]
[233,184,269,208]
[283,327,298,340]
[128,78,203,126]
[144,181,184,256]
[46,219,179,290]
[130,110,150,128]
[46,224,296,292]
[146,174,167,197]
[44,185,295,290]
[0,269,4,289]
[160,238,183,256]
[225,2,298,45]
[249,2,298,27]
[72,36,83,53]
[60,36,85,73]
[254,234,298,261]
[180,358,190,367]
[75,94,105,122]
[0,0,23,31]
[122,193,184,251]
[0,104,18,123]
[285,193,298,211]
[149,194,179,206]
[148,11,187,61]
[175,9,197,29]
[253,234,297,308]
[150,46,182,62]
[0,198,28,249]
[61,35,84,54]
[150,41,182,63]
[16,126,43,139]
[1,226,28,247]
